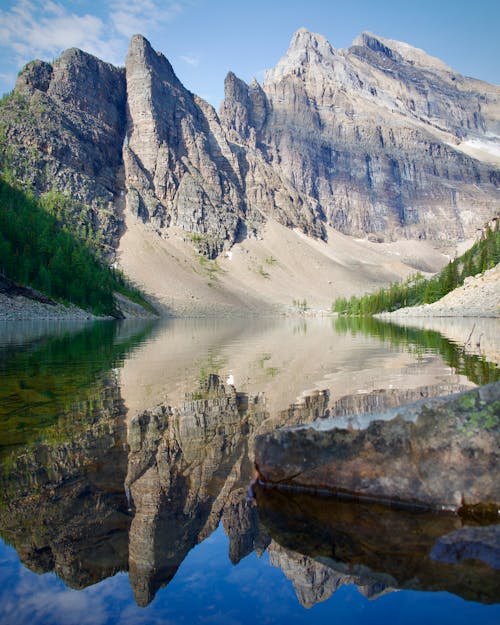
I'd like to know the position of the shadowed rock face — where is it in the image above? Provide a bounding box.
[2,29,499,264]
[257,488,500,604]
[254,382,500,511]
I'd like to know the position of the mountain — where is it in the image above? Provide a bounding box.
[1,29,499,315]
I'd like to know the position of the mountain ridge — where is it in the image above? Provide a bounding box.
[1,28,499,315]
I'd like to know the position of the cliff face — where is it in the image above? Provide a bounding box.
[2,28,499,267]
[221,29,500,242]
[124,35,247,258]
[2,49,126,253]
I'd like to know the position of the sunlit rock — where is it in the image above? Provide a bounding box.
[254,382,500,511]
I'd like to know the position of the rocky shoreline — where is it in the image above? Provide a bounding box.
[0,287,156,321]
[0,291,101,321]
[254,382,500,513]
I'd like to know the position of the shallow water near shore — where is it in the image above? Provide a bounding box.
[0,316,498,624]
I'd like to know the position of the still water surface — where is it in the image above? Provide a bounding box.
[0,316,499,624]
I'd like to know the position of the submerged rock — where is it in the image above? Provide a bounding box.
[254,382,500,512]
[430,524,500,570]
[256,487,500,604]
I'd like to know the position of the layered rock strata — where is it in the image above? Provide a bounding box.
[2,28,499,269]
[221,29,500,244]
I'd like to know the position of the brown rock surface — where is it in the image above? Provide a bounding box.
[254,382,500,511]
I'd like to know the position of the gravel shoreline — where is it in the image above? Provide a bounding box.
[0,291,102,321]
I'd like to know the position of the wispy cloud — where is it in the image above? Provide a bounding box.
[179,54,200,67]
[0,0,186,75]
[109,1,183,39]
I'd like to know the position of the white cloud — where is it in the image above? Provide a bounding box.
[109,1,183,39]
[0,0,186,70]
[179,54,200,67]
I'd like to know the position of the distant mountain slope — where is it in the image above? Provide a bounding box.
[1,29,499,314]
[221,28,500,242]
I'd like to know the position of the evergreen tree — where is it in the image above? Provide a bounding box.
[0,174,155,316]
[332,222,499,316]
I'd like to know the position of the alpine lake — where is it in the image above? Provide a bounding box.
[0,315,498,625]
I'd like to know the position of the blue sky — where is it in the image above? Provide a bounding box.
[1,0,499,107]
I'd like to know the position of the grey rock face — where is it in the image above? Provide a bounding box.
[124,35,245,257]
[3,49,127,254]
[2,29,499,263]
[220,72,326,239]
[254,382,500,511]
[221,29,500,243]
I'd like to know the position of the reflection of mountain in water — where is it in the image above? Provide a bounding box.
[125,374,269,606]
[0,315,499,608]
[268,543,393,608]
[0,372,130,588]
[257,488,500,605]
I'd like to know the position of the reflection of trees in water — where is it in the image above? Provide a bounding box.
[0,352,496,605]
[334,316,499,385]
[0,320,155,456]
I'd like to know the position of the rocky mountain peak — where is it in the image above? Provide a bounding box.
[289,27,335,56]
[352,31,452,73]
[224,71,250,103]
[265,27,336,84]
[126,33,183,91]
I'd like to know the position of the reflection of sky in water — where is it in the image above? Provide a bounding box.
[1,527,499,625]
[0,318,499,624]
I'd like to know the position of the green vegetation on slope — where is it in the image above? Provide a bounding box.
[0,91,115,259]
[333,223,500,316]
[0,175,155,316]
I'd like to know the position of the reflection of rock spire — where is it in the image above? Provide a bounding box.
[126,374,267,605]
[268,541,394,608]
[222,488,271,564]
[268,543,350,608]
